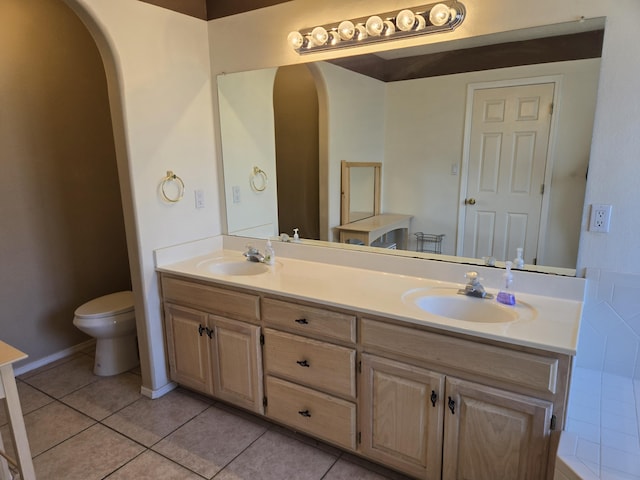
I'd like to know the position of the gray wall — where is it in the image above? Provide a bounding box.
[0,0,131,365]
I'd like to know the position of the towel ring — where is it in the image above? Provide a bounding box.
[161,171,185,203]
[250,166,268,192]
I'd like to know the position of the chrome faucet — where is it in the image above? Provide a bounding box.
[458,271,493,299]
[243,246,264,263]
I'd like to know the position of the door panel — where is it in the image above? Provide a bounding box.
[462,83,554,264]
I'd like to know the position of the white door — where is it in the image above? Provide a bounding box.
[461,83,554,264]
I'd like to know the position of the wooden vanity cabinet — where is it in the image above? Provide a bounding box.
[262,298,358,450]
[161,275,264,414]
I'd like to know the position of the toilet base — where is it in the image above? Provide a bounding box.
[94,334,139,376]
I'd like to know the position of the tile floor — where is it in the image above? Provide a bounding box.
[1,350,411,480]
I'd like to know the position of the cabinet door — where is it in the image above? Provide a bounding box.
[164,304,213,395]
[210,315,264,414]
[443,377,553,480]
[360,354,445,480]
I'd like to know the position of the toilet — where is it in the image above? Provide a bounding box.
[73,291,139,376]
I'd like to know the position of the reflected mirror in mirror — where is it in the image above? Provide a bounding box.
[218,19,604,275]
[341,161,381,224]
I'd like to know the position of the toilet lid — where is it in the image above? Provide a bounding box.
[74,291,134,318]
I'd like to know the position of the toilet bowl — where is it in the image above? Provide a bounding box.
[73,291,139,376]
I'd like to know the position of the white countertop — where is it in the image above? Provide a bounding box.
[156,245,583,355]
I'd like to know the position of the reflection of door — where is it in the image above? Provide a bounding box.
[273,65,320,239]
[460,82,554,264]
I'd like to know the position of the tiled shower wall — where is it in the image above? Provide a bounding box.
[576,269,640,378]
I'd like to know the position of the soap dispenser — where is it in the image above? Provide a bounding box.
[264,239,275,265]
[513,247,525,269]
[293,228,300,243]
[496,261,516,305]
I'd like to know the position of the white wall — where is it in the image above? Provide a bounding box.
[64,0,220,396]
[62,0,640,393]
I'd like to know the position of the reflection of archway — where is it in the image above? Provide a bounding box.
[273,65,320,239]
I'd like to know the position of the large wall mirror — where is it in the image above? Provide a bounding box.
[217,18,604,276]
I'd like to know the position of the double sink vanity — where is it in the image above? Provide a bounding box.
[155,237,584,480]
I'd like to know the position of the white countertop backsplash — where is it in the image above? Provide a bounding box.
[155,235,586,355]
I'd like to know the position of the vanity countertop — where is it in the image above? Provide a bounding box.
[157,248,583,356]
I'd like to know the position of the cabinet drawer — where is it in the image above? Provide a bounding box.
[265,376,356,450]
[263,328,356,399]
[361,318,558,394]
[161,276,260,324]
[262,298,356,344]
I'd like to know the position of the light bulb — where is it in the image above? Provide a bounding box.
[354,24,368,40]
[396,10,416,31]
[429,3,451,26]
[415,13,426,30]
[365,15,384,36]
[328,31,341,45]
[287,31,304,50]
[311,26,329,46]
[337,20,355,40]
[383,20,396,36]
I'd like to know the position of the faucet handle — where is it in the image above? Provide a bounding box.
[465,271,480,284]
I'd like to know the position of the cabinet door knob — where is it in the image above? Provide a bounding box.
[448,396,456,414]
[198,324,205,336]
[298,409,311,418]
[431,390,438,407]
[205,327,213,338]
[296,360,310,368]
[295,318,309,325]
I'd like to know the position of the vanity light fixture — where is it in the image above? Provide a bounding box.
[287,1,465,54]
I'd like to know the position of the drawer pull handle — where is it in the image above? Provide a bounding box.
[296,360,310,368]
[448,396,456,415]
[430,390,438,407]
[198,325,205,336]
[295,318,309,325]
[298,409,311,418]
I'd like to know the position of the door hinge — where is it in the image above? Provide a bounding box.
[540,183,545,195]
[550,102,554,115]
[357,432,361,444]
[550,415,557,430]
[260,334,265,345]
[358,360,362,374]
[263,396,268,407]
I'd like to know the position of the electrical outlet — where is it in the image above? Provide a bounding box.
[195,189,205,209]
[232,186,241,204]
[590,204,612,233]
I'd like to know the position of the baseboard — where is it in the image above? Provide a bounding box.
[13,339,97,377]
[141,381,177,399]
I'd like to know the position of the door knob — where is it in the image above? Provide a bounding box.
[465,198,476,205]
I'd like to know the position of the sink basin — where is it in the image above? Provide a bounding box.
[403,288,535,323]
[197,258,270,276]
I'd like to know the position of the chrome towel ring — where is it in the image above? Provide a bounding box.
[250,166,268,192]
[161,170,185,203]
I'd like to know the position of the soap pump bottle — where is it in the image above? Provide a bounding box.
[264,239,275,265]
[513,247,525,269]
[293,228,300,243]
[497,261,516,306]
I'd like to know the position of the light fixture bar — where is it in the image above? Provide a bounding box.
[288,1,466,54]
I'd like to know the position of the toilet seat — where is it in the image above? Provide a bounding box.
[74,291,134,319]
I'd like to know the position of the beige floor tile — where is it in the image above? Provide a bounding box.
[0,380,53,427]
[215,430,337,480]
[0,401,95,458]
[33,423,145,480]
[323,458,404,480]
[106,450,204,479]
[21,354,98,398]
[17,352,86,380]
[61,372,142,420]
[153,405,268,478]
[102,389,212,447]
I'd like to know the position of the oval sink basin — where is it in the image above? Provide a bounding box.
[197,258,270,276]
[415,295,517,323]
[403,288,535,323]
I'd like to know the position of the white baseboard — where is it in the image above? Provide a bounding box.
[141,381,177,399]
[13,339,96,377]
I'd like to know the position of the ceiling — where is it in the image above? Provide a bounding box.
[138,0,291,20]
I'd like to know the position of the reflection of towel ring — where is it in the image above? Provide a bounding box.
[250,166,268,192]
[161,170,185,203]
